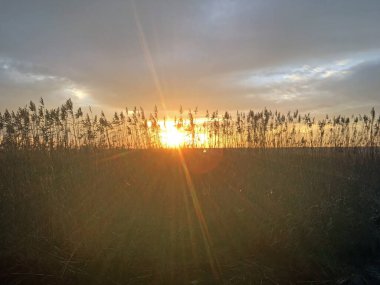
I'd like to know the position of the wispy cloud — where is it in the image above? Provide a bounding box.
[233,51,380,105]
[0,57,91,103]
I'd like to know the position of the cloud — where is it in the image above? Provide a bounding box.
[0,57,92,109]
[223,51,380,113]
[319,59,380,102]
[0,0,380,112]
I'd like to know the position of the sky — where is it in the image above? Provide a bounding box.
[1,0,380,115]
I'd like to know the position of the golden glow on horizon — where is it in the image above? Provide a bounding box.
[160,124,187,148]
[158,120,208,148]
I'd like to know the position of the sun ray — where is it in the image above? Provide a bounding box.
[177,149,222,280]
[131,0,167,112]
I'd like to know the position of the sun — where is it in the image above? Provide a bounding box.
[160,125,187,148]
[157,119,209,148]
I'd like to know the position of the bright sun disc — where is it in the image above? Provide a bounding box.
[160,126,187,148]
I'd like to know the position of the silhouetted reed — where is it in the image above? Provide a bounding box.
[0,98,379,149]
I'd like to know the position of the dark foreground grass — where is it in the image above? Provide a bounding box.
[0,148,380,284]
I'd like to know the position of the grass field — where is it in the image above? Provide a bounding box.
[1,148,380,284]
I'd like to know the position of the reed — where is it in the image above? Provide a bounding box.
[1,99,379,149]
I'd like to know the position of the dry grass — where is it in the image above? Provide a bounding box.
[0,148,380,284]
